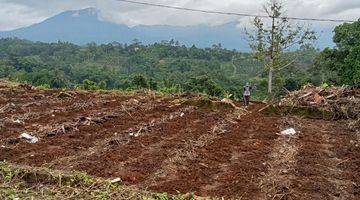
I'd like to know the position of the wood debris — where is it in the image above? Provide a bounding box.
[280,84,360,129]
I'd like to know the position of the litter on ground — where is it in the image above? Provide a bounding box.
[19,132,39,143]
[280,128,297,136]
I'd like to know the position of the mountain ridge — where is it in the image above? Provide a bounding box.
[0,8,334,51]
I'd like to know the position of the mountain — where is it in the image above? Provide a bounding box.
[0,8,334,51]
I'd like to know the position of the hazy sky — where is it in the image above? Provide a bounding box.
[0,0,359,31]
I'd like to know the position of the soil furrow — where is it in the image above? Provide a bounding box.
[70,107,210,180]
[46,103,189,170]
[290,119,358,199]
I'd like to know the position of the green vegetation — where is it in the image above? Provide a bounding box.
[316,20,360,85]
[0,19,358,99]
[0,37,324,100]
[0,161,196,200]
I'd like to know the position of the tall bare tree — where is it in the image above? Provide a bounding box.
[247,0,316,95]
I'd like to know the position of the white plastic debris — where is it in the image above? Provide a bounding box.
[133,132,140,137]
[13,119,23,124]
[180,112,185,117]
[110,177,122,183]
[280,128,296,136]
[129,132,139,137]
[20,132,39,143]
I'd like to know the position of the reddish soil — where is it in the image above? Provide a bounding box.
[0,82,359,199]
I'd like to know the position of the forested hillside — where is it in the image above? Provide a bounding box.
[0,38,326,99]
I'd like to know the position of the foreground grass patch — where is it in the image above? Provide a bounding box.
[0,162,196,200]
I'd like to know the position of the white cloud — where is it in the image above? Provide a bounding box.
[0,2,45,30]
[96,0,263,27]
[0,0,358,31]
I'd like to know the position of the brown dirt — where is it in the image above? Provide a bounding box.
[0,82,359,199]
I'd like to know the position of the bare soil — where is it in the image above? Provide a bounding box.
[0,82,359,199]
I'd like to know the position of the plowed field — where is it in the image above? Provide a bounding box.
[0,82,359,199]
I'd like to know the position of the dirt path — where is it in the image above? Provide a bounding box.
[138,108,234,188]
[257,118,301,199]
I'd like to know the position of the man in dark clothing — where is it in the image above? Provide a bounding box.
[243,82,253,107]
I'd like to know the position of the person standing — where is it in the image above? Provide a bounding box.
[243,82,252,107]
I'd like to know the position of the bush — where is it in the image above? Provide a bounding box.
[184,76,223,97]
[37,84,50,89]
[148,78,158,90]
[79,79,100,90]
[131,74,148,89]
[284,78,301,91]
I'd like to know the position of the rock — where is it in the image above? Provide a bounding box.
[8,138,20,144]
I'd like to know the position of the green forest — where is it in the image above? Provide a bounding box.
[0,20,359,100]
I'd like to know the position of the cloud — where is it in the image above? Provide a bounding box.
[0,2,45,30]
[96,0,263,27]
[0,0,358,31]
[0,0,97,30]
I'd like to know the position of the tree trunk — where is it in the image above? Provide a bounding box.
[268,14,275,95]
[268,69,273,94]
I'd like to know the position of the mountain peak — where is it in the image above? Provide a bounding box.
[67,7,100,18]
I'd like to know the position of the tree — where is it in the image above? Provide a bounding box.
[131,74,148,89]
[80,79,100,90]
[184,76,223,97]
[247,0,316,95]
[148,78,158,90]
[0,64,16,78]
[316,20,360,85]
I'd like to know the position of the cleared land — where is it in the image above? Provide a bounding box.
[0,81,359,199]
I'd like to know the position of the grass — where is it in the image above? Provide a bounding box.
[0,162,198,200]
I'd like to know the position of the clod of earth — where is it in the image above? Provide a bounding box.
[57,92,73,99]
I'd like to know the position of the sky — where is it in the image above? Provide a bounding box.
[0,0,359,31]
